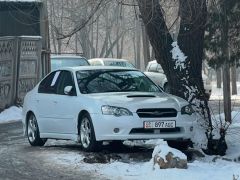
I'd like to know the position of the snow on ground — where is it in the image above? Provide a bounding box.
[1,83,240,179]
[211,82,240,100]
[45,139,240,180]
[0,106,22,124]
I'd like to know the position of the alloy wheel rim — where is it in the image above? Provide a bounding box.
[80,117,92,148]
[27,116,37,142]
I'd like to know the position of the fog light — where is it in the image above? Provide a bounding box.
[190,126,193,132]
[113,128,120,133]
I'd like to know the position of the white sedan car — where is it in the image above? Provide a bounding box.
[22,66,196,151]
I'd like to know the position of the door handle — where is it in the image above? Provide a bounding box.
[53,101,58,104]
[36,99,40,103]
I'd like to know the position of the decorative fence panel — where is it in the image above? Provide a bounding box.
[0,36,42,110]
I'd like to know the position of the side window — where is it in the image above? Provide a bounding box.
[38,71,61,94]
[148,63,158,72]
[56,71,76,96]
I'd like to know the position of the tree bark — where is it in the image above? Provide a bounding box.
[221,0,231,123]
[135,19,141,69]
[231,63,237,95]
[216,67,222,88]
[137,0,207,100]
[141,22,151,68]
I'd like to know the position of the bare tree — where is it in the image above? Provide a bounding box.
[136,0,229,154]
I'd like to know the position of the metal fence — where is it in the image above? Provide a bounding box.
[0,36,42,110]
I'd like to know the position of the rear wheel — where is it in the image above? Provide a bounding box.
[79,113,102,152]
[27,113,47,146]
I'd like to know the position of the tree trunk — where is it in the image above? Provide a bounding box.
[141,21,151,68]
[137,0,207,100]
[221,0,231,123]
[95,15,99,57]
[135,19,141,69]
[231,63,237,95]
[75,32,78,54]
[216,67,222,88]
[151,46,155,60]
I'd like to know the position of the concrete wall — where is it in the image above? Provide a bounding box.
[0,36,42,110]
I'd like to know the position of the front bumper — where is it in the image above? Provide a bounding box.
[90,112,196,141]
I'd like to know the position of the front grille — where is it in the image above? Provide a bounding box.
[136,108,177,118]
[129,127,181,134]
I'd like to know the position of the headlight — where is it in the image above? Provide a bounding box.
[181,104,194,115]
[101,105,133,117]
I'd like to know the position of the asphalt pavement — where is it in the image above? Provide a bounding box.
[0,122,99,180]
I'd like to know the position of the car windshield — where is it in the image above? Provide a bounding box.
[76,70,160,94]
[51,57,89,71]
[103,61,135,68]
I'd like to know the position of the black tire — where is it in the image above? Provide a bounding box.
[27,113,47,146]
[79,113,102,152]
[167,139,193,150]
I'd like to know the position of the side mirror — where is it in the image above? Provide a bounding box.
[64,86,73,95]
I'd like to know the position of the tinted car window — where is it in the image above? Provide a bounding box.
[56,71,76,96]
[76,70,160,94]
[51,57,89,71]
[103,61,135,68]
[38,71,61,94]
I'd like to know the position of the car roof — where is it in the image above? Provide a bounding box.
[148,60,157,64]
[88,58,130,62]
[57,66,137,72]
[51,55,86,59]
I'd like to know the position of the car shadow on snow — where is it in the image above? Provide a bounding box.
[43,140,153,164]
[43,140,202,164]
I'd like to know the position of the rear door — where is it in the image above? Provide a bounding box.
[36,71,61,133]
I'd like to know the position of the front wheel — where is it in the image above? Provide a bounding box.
[27,113,47,146]
[80,114,102,152]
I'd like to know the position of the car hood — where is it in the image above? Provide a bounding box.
[85,92,188,112]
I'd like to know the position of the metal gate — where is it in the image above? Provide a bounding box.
[0,36,42,110]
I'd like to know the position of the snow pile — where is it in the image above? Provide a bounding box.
[151,140,186,162]
[192,110,240,149]
[151,140,187,169]
[170,41,187,70]
[0,106,22,124]
[191,121,208,149]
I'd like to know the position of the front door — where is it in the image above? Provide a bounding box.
[50,70,77,134]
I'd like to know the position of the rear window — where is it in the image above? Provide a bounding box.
[51,57,89,71]
[103,61,135,68]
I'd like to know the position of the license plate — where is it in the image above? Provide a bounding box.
[143,120,176,129]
